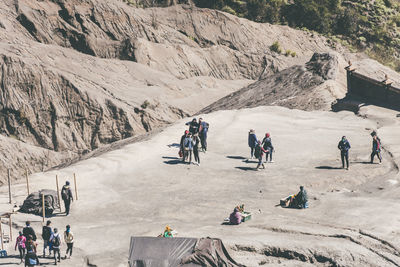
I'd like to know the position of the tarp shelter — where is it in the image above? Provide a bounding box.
[129,237,244,267]
[20,189,60,216]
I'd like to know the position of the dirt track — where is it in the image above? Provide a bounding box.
[1,105,400,266]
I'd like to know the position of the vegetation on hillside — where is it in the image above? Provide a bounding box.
[124,0,400,71]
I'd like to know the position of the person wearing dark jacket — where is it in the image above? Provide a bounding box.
[248,129,258,159]
[193,133,201,165]
[179,130,189,161]
[262,133,274,163]
[255,141,267,170]
[185,118,199,135]
[338,136,351,170]
[293,186,308,209]
[42,220,53,257]
[183,134,194,164]
[198,118,209,152]
[23,221,37,241]
[371,134,382,164]
[61,182,73,216]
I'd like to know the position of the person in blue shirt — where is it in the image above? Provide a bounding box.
[248,129,258,159]
[338,136,351,170]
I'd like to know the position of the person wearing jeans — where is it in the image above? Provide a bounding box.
[15,231,26,263]
[64,225,74,259]
[338,136,351,170]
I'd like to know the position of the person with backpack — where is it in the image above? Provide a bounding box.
[198,118,209,152]
[338,136,351,170]
[255,141,268,170]
[262,133,274,163]
[51,228,61,265]
[64,225,74,259]
[61,181,73,216]
[42,220,53,258]
[193,133,201,166]
[15,231,26,263]
[25,235,39,267]
[23,221,37,241]
[248,129,258,159]
[183,133,194,164]
[185,118,199,135]
[179,130,189,161]
[371,133,382,164]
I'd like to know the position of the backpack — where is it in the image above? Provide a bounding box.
[254,145,261,158]
[42,226,51,240]
[53,235,60,247]
[61,187,69,200]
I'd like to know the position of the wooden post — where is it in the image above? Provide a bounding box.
[25,169,30,196]
[9,215,12,241]
[74,173,78,200]
[7,169,11,204]
[0,219,3,250]
[56,175,61,212]
[42,193,45,222]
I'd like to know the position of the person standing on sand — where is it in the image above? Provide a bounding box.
[255,141,267,170]
[15,231,26,263]
[23,221,37,241]
[183,133,194,164]
[42,220,53,258]
[248,129,258,159]
[64,225,74,259]
[185,118,199,135]
[262,133,274,163]
[371,134,382,164]
[193,133,201,166]
[51,228,61,265]
[338,136,351,170]
[179,130,189,161]
[25,235,39,267]
[61,181,73,216]
[198,118,209,152]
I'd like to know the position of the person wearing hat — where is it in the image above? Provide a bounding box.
[338,136,351,170]
[248,129,258,159]
[61,181,73,216]
[262,132,274,163]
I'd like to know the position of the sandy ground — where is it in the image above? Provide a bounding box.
[0,105,400,266]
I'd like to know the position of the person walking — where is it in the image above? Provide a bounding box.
[179,130,189,161]
[198,118,209,152]
[61,181,73,216]
[15,231,26,263]
[185,118,199,135]
[338,136,351,170]
[51,228,61,265]
[255,141,267,170]
[248,129,258,159]
[262,133,274,163]
[371,133,382,164]
[42,220,53,258]
[193,133,201,166]
[25,235,39,267]
[64,225,74,259]
[183,133,194,164]
[23,221,37,241]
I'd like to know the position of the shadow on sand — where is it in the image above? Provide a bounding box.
[226,156,247,160]
[235,166,256,171]
[315,166,343,170]
[167,143,180,148]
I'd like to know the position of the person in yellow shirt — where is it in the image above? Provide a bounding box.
[64,225,74,259]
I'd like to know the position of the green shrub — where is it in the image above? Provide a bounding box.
[141,100,150,109]
[222,5,237,16]
[291,51,296,57]
[270,41,282,54]
[284,49,291,56]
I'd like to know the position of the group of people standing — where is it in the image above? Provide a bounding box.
[338,131,383,170]
[248,129,275,170]
[179,118,209,165]
[15,220,74,266]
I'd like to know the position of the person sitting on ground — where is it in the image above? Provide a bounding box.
[183,133,194,164]
[185,118,199,135]
[25,235,39,267]
[64,225,74,259]
[42,220,53,258]
[15,231,26,263]
[51,228,61,265]
[163,226,173,237]
[255,140,268,170]
[229,207,242,225]
[292,186,308,209]
[23,221,37,241]
[371,133,382,164]
[179,130,189,160]
[192,133,201,166]
[338,136,351,170]
[248,129,258,159]
[198,118,209,152]
[262,132,274,163]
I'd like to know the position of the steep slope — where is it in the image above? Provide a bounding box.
[201,53,346,112]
